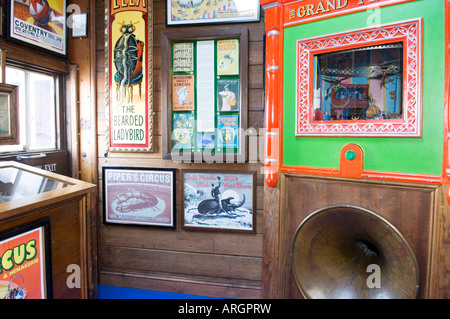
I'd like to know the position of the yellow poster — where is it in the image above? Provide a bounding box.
[108,1,152,151]
[217,39,239,76]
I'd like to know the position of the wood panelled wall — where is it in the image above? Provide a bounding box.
[95,0,266,298]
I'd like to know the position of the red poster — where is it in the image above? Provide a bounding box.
[0,221,50,299]
[172,75,195,111]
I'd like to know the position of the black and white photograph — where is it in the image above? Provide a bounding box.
[182,170,255,233]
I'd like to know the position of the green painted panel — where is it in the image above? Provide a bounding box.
[282,0,445,176]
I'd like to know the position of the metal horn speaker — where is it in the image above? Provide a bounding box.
[291,205,420,299]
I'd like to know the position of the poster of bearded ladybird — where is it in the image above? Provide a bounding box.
[106,0,153,152]
[182,170,256,233]
[7,0,67,56]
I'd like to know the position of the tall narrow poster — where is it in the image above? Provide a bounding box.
[196,41,216,132]
[106,1,153,152]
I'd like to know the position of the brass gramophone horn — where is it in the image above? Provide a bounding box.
[291,205,420,299]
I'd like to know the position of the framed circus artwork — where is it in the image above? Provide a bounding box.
[0,218,53,299]
[102,167,176,229]
[161,27,249,162]
[166,0,260,26]
[181,170,256,233]
[105,0,154,153]
[6,0,67,57]
[295,18,423,137]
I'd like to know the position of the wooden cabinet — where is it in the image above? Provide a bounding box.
[0,161,96,299]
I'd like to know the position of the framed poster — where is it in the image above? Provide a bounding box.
[105,0,154,152]
[161,27,249,162]
[0,218,53,299]
[172,75,195,111]
[6,0,67,57]
[71,12,88,38]
[217,115,238,149]
[182,170,256,233]
[0,84,19,145]
[103,167,176,229]
[166,0,260,26]
[172,113,195,149]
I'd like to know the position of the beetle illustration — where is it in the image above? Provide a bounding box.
[190,194,246,217]
[186,177,246,217]
[113,21,144,103]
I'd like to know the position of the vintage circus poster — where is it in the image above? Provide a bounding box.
[8,0,67,55]
[167,0,260,25]
[107,0,153,152]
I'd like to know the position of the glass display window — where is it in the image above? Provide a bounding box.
[295,19,422,137]
[313,43,403,121]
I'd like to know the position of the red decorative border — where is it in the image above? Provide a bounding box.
[295,19,422,137]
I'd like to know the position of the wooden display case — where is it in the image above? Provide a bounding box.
[0,161,96,299]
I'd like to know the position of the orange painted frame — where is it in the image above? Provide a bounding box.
[444,0,450,203]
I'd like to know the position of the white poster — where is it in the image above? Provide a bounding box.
[196,41,215,132]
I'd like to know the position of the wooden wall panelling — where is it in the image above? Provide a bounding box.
[68,0,99,298]
[279,174,438,299]
[429,185,450,298]
[96,0,266,298]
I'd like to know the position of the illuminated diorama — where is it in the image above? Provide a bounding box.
[312,43,403,121]
[295,19,421,137]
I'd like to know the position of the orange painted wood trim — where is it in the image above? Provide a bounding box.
[280,165,443,185]
[444,0,450,204]
[263,4,283,187]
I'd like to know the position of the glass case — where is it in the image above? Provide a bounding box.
[0,161,96,299]
[0,166,68,203]
[0,161,95,214]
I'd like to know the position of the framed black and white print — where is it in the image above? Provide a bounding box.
[182,170,256,233]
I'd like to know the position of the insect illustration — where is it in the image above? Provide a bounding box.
[113,21,144,103]
[186,177,246,217]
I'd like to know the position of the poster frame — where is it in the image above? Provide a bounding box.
[102,166,177,229]
[166,0,260,26]
[0,217,53,299]
[105,0,154,153]
[161,27,249,163]
[6,0,68,57]
[0,83,19,145]
[181,169,256,233]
